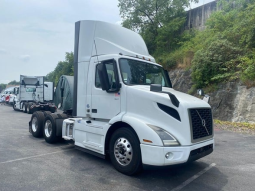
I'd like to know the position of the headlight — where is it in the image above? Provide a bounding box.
[147,124,180,146]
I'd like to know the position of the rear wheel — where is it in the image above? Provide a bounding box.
[43,114,58,144]
[109,128,142,175]
[43,111,52,117]
[27,102,33,114]
[23,103,27,113]
[31,111,45,137]
[58,113,68,119]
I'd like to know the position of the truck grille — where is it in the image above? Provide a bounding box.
[189,108,213,142]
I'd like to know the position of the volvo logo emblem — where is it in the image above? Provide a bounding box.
[201,119,206,127]
[196,110,210,135]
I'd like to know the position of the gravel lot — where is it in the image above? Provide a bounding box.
[0,104,255,191]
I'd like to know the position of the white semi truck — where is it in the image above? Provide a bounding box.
[29,20,214,175]
[0,86,17,105]
[13,75,56,114]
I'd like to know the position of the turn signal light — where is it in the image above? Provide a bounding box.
[143,139,153,143]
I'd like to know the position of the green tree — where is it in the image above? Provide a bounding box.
[0,84,7,92]
[166,0,255,89]
[118,0,198,55]
[8,80,20,85]
[45,52,74,85]
[191,39,243,88]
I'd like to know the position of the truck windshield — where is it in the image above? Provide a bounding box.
[119,58,171,87]
[26,88,36,92]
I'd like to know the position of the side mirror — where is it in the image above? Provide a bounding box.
[203,95,210,103]
[197,89,205,96]
[150,84,162,92]
[44,84,48,88]
[197,89,210,103]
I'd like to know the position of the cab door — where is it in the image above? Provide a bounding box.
[91,59,121,119]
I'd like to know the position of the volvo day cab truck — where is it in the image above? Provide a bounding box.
[29,20,214,175]
[14,75,56,114]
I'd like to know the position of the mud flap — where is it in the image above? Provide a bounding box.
[56,118,64,137]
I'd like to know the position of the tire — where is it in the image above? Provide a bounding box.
[58,113,68,119]
[31,111,45,138]
[43,111,52,117]
[43,114,58,144]
[23,103,27,113]
[13,101,18,111]
[109,128,142,175]
[27,103,33,114]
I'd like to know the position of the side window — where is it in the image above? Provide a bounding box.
[95,69,101,88]
[95,61,116,88]
[105,62,115,87]
[26,88,36,92]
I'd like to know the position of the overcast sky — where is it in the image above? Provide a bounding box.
[0,0,214,84]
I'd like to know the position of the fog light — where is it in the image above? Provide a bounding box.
[165,152,173,159]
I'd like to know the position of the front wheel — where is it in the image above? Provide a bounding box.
[109,128,142,175]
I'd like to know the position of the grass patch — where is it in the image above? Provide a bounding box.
[214,119,255,131]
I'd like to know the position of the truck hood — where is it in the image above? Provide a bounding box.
[127,85,210,109]
[125,85,212,146]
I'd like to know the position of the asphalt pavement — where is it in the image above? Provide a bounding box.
[0,104,255,191]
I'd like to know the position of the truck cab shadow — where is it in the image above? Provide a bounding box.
[136,161,228,190]
[67,149,228,190]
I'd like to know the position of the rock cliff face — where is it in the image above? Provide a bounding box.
[169,69,255,123]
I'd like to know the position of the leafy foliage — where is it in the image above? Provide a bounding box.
[214,119,255,131]
[0,84,7,92]
[170,0,255,89]
[118,0,198,54]
[45,52,74,85]
[8,80,20,85]
[191,39,242,87]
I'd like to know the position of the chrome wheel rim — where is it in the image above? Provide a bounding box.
[31,117,38,132]
[44,120,52,138]
[114,137,133,166]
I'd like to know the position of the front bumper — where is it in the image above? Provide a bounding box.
[141,139,214,166]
